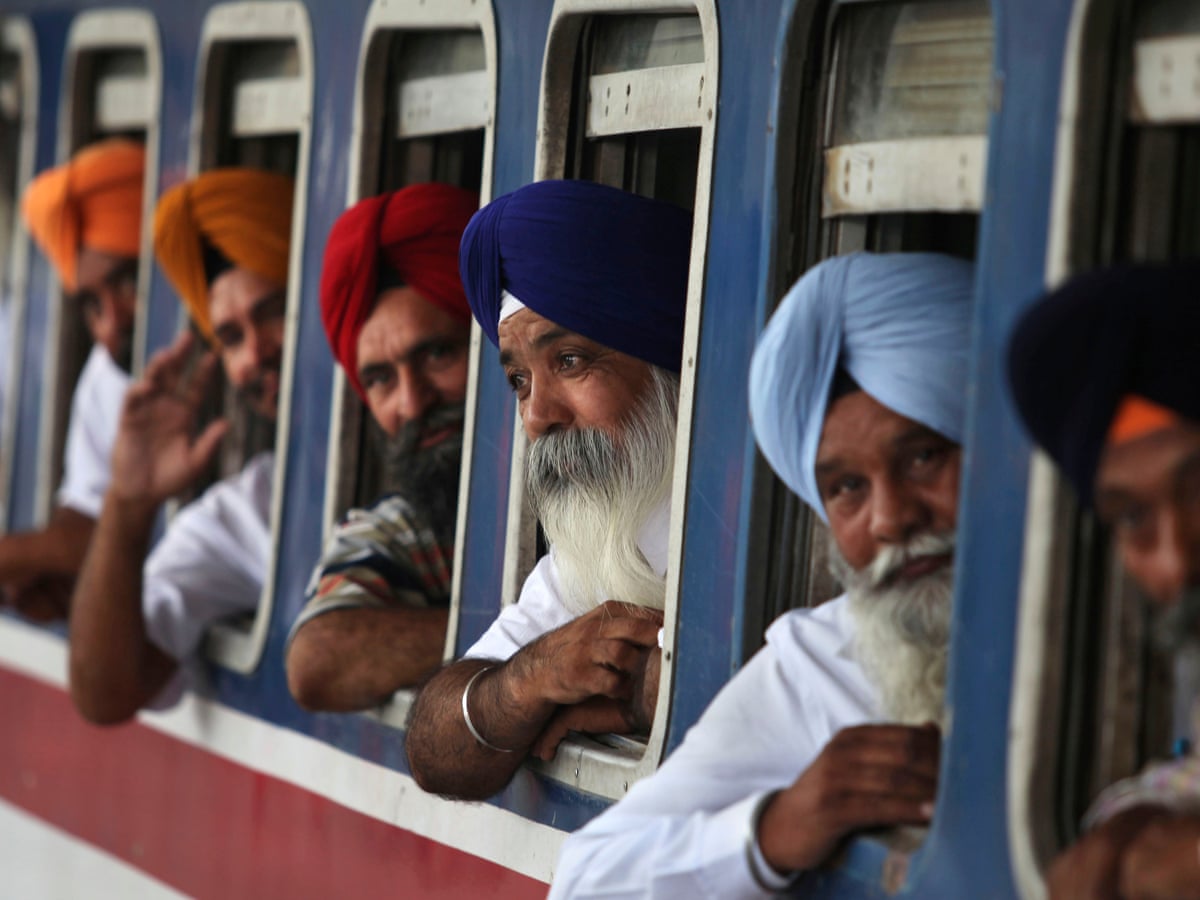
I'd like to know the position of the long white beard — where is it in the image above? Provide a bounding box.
[526,367,679,616]
[829,532,955,729]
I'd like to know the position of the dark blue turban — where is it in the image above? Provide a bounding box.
[459,180,692,371]
[1008,261,1200,506]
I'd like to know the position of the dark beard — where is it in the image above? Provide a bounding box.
[383,403,465,544]
[111,331,133,374]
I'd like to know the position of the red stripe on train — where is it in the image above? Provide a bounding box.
[0,666,546,899]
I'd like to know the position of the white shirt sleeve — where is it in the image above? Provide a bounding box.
[550,598,876,899]
[464,553,577,661]
[142,453,274,673]
[56,346,131,518]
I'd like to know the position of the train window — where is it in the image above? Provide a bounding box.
[34,10,161,526]
[325,0,496,729]
[0,18,37,530]
[745,0,993,659]
[503,0,717,800]
[191,2,313,674]
[1010,0,1200,890]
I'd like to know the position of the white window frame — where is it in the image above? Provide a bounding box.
[190,1,314,675]
[321,0,498,729]
[500,0,718,801]
[33,9,162,526]
[0,17,38,531]
[820,0,993,217]
[1007,1,1200,894]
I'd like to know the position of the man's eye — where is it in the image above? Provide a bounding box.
[506,371,527,393]
[558,352,582,371]
[823,476,864,501]
[362,370,390,390]
[908,445,948,476]
[216,330,242,349]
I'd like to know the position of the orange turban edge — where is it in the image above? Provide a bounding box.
[21,139,146,292]
[154,168,295,340]
[320,183,478,399]
[1106,394,1181,447]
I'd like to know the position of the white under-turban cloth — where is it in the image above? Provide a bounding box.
[749,252,976,523]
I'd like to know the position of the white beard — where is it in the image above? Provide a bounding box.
[829,531,955,729]
[526,367,679,616]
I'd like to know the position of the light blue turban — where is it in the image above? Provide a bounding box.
[749,252,976,523]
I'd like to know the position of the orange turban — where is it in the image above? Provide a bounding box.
[320,183,478,399]
[21,139,145,292]
[153,168,294,340]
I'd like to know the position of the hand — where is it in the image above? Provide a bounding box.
[1047,806,1170,900]
[1119,813,1200,900]
[508,600,663,709]
[2,573,74,621]
[110,332,229,507]
[530,697,636,761]
[757,723,940,873]
[528,645,661,760]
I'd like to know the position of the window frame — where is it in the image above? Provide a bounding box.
[189,1,315,676]
[0,16,38,532]
[1007,0,1187,892]
[33,8,162,526]
[499,0,718,801]
[321,0,498,730]
[746,0,993,660]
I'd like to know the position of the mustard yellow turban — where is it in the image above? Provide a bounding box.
[153,168,294,340]
[21,139,145,292]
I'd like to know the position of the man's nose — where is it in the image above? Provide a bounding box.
[393,366,436,432]
[90,293,128,347]
[522,378,572,440]
[241,322,279,374]
[869,478,927,546]
[1151,506,1197,606]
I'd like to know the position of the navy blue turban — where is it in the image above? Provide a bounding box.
[750,252,976,523]
[1008,261,1200,506]
[458,180,693,371]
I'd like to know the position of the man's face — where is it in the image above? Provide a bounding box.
[74,247,138,372]
[356,286,470,441]
[1095,424,1200,608]
[815,391,961,578]
[209,266,286,421]
[498,308,653,442]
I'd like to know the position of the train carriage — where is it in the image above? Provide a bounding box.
[0,0,1189,897]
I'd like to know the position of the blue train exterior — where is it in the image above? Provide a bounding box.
[0,0,1115,897]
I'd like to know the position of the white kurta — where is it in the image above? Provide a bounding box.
[549,594,880,900]
[465,498,671,661]
[56,345,131,518]
[142,452,274,707]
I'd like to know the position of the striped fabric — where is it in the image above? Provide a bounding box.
[288,493,452,645]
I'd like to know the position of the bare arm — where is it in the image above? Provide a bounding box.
[68,494,177,723]
[68,333,228,725]
[0,506,95,582]
[285,606,450,711]
[406,600,661,800]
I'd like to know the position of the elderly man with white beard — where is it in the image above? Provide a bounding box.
[548,251,975,899]
[405,179,692,801]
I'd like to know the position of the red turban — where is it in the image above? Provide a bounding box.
[21,139,145,291]
[320,183,478,399]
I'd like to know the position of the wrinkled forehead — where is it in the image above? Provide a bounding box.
[497,306,584,361]
[1095,422,1200,503]
[208,265,286,324]
[75,246,134,290]
[816,389,954,467]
